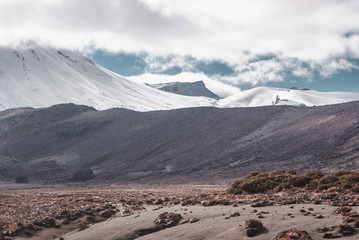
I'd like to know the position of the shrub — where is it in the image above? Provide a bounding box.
[305,180,318,190]
[305,170,324,179]
[245,219,266,237]
[15,175,29,183]
[290,176,311,188]
[72,169,95,182]
[334,170,351,176]
[319,175,339,185]
[228,170,359,194]
[245,219,265,230]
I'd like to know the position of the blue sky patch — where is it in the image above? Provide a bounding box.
[91,51,359,92]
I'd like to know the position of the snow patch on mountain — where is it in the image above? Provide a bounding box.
[0,47,215,111]
[0,47,359,112]
[219,86,359,107]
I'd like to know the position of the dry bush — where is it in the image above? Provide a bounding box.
[227,170,359,194]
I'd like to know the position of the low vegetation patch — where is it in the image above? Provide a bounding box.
[15,175,29,183]
[72,168,95,182]
[228,170,359,194]
[245,219,266,237]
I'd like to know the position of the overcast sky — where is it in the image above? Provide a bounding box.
[1,0,359,91]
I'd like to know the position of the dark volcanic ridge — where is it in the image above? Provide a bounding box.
[0,102,358,184]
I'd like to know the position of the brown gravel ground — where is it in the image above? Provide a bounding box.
[0,183,358,239]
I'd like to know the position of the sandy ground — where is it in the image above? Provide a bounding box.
[62,204,359,240]
[2,184,358,240]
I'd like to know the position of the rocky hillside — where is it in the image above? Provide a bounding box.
[0,102,358,184]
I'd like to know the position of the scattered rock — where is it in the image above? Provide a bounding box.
[154,199,163,205]
[33,217,58,228]
[316,226,336,233]
[180,219,190,224]
[121,209,133,217]
[77,221,88,231]
[86,215,95,223]
[273,228,312,240]
[251,201,273,208]
[153,206,163,211]
[334,207,352,214]
[323,232,343,238]
[100,209,115,218]
[154,212,182,228]
[337,224,357,236]
[189,218,200,223]
[244,219,266,237]
[225,212,241,219]
[61,218,70,225]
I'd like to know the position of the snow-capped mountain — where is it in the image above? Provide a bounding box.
[0,47,359,112]
[218,86,359,108]
[0,47,215,111]
[147,81,220,99]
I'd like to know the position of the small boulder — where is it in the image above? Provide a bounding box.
[100,209,115,218]
[189,218,200,223]
[244,219,266,237]
[334,207,352,214]
[323,232,343,238]
[154,212,182,228]
[154,199,163,205]
[225,212,241,219]
[121,209,133,217]
[33,217,58,228]
[273,228,312,240]
[337,224,357,236]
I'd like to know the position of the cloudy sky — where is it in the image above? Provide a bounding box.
[1,0,359,91]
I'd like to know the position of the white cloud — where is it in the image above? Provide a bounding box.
[235,59,286,85]
[143,55,196,73]
[0,0,358,85]
[317,59,358,78]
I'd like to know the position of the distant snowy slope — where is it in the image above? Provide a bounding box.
[0,47,215,111]
[1,47,358,112]
[128,72,242,98]
[219,86,359,107]
[148,81,220,99]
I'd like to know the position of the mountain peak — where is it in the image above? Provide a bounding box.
[0,47,358,111]
[147,81,220,99]
[0,47,214,111]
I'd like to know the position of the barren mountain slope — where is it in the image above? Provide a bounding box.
[0,102,358,183]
